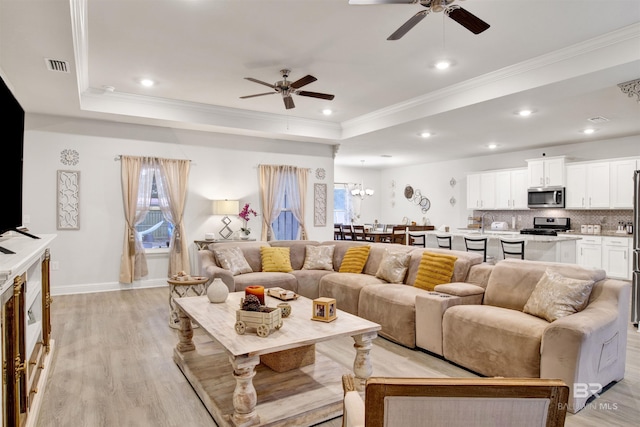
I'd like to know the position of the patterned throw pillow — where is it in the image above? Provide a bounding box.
[523,268,595,322]
[302,245,335,271]
[260,246,294,273]
[375,249,411,284]
[338,246,371,274]
[413,251,458,291]
[213,247,252,276]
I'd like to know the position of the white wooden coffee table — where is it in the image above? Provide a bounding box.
[173,291,381,427]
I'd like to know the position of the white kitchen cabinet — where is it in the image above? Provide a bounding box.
[602,237,632,280]
[495,168,528,209]
[527,157,565,188]
[576,235,602,270]
[467,172,495,209]
[610,158,638,209]
[565,162,610,209]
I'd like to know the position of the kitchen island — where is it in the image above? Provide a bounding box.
[420,230,581,263]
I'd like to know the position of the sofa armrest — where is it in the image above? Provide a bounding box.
[434,282,485,297]
[343,391,365,427]
[198,250,235,292]
[540,279,631,413]
[415,286,484,356]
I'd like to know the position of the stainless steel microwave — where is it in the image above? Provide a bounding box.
[527,186,565,208]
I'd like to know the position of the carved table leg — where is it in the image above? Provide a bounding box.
[176,308,195,352]
[229,354,261,427]
[352,331,377,391]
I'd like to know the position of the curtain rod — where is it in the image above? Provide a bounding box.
[113,155,192,162]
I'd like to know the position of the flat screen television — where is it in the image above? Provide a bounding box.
[1,75,25,245]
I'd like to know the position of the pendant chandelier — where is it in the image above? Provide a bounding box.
[351,160,374,199]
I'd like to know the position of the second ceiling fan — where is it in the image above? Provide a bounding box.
[349,0,490,40]
[240,69,335,110]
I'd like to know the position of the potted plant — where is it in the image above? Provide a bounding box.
[238,203,258,239]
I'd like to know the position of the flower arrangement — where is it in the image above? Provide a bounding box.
[239,203,258,235]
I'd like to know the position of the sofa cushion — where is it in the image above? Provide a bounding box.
[339,246,371,273]
[413,251,457,291]
[375,249,411,284]
[484,259,606,311]
[260,246,293,272]
[318,272,386,315]
[523,268,595,322]
[443,305,549,378]
[213,246,252,276]
[290,269,335,300]
[302,245,335,271]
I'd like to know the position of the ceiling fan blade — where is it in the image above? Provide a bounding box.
[283,96,295,109]
[244,77,276,88]
[446,6,490,34]
[387,10,428,40]
[240,92,276,99]
[297,91,335,100]
[290,75,317,89]
[349,0,416,4]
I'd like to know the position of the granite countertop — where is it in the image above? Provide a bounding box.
[567,231,633,238]
[423,229,582,243]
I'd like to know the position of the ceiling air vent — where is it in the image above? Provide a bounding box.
[587,116,610,124]
[45,58,70,73]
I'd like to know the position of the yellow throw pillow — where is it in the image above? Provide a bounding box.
[414,251,458,291]
[339,246,371,274]
[260,246,293,273]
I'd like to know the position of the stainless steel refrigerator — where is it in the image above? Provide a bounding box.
[633,170,640,325]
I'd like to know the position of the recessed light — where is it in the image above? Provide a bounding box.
[322,108,333,116]
[487,143,499,150]
[435,61,451,70]
[581,128,596,135]
[517,109,533,117]
[420,132,431,138]
[140,78,155,87]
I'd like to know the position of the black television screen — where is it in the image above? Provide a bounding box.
[1,75,24,236]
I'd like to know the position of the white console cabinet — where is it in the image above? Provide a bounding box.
[0,234,55,427]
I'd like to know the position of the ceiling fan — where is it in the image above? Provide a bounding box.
[349,0,490,40]
[240,69,335,110]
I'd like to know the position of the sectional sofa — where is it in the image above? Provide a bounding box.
[198,239,630,413]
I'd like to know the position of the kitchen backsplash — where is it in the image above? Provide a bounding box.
[473,209,633,233]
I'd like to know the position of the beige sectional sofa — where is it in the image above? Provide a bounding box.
[198,240,630,413]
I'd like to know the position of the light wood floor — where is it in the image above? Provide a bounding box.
[36,287,639,427]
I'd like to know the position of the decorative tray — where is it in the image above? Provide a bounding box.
[267,287,299,301]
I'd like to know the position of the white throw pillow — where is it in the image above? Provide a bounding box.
[213,247,252,276]
[302,245,335,271]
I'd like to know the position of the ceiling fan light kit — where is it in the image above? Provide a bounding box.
[240,69,335,110]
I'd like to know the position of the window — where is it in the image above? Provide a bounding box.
[271,191,299,240]
[135,174,174,249]
[334,183,353,224]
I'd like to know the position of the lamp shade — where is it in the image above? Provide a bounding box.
[212,199,240,215]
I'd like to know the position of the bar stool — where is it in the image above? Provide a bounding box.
[436,235,452,250]
[500,239,525,259]
[408,233,425,247]
[464,236,488,262]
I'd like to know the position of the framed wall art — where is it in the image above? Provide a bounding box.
[314,183,327,227]
[57,170,80,230]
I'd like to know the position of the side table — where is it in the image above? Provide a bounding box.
[167,276,209,329]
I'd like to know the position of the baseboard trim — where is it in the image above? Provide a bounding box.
[51,278,168,295]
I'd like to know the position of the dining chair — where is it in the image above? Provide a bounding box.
[341,224,354,241]
[464,236,488,262]
[500,239,525,259]
[408,233,425,247]
[352,225,373,242]
[391,225,407,245]
[435,234,452,249]
[334,223,344,240]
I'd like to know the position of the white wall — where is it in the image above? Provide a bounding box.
[333,165,381,225]
[23,114,335,295]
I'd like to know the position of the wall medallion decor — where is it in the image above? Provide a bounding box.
[315,167,326,180]
[314,183,327,227]
[57,170,80,230]
[60,149,79,166]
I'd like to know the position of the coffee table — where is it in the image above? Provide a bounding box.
[173,292,381,427]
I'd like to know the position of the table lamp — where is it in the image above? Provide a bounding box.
[212,199,239,239]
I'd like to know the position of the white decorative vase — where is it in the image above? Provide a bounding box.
[207,278,229,303]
